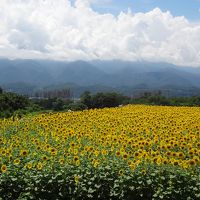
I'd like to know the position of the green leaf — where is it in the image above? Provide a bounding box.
[94,184,101,189]
[159,195,164,199]
[88,188,95,194]
[87,194,93,198]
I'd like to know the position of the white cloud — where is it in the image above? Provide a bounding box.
[0,0,200,66]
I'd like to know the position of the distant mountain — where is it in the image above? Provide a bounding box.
[57,60,108,85]
[1,58,200,97]
[0,59,53,85]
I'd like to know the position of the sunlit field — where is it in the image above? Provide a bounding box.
[0,105,199,199]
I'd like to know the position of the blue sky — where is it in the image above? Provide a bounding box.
[92,0,200,21]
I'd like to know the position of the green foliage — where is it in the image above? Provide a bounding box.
[0,92,30,118]
[34,98,73,111]
[190,96,200,106]
[2,88,200,119]
[25,104,42,113]
[129,94,200,107]
[33,98,57,110]
[79,91,200,109]
[0,110,12,118]
[66,102,87,111]
[0,91,44,118]
[52,98,65,111]
[0,163,199,200]
[0,92,29,111]
[80,91,129,109]
[80,91,93,108]
[147,95,170,106]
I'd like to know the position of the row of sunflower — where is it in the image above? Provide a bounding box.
[0,105,199,199]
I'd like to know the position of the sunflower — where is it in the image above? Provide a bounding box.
[141,169,146,175]
[1,164,7,173]
[26,162,33,169]
[156,157,162,165]
[101,149,108,156]
[45,144,51,150]
[37,162,43,170]
[72,154,78,161]
[70,142,75,148]
[37,146,41,151]
[42,155,48,161]
[116,151,120,157]
[123,153,129,160]
[173,160,179,166]
[162,159,168,165]
[13,158,20,165]
[20,150,28,157]
[178,152,184,159]
[188,159,196,166]
[193,156,200,164]
[118,169,124,176]
[59,158,65,165]
[93,160,99,168]
[50,148,57,156]
[134,152,139,157]
[73,148,79,155]
[172,152,177,157]
[166,152,171,156]
[1,150,6,156]
[153,157,157,163]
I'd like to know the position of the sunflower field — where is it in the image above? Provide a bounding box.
[0,105,199,200]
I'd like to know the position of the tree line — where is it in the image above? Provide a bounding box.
[1,86,200,118]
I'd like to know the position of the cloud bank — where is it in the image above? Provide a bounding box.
[0,0,200,66]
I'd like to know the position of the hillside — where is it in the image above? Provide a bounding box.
[1,59,200,97]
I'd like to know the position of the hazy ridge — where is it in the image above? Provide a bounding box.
[1,59,200,97]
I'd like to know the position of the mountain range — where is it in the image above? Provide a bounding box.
[1,58,200,97]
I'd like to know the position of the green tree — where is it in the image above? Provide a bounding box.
[147,95,170,106]
[52,98,65,111]
[0,92,29,112]
[0,92,30,118]
[66,102,87,111]
[80,91,92,108]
